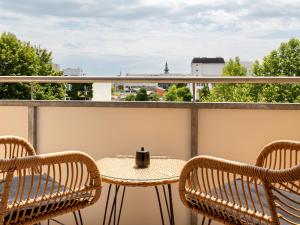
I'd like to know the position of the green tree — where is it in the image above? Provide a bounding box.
[0,32,65,99]
[164,85,192,102]
[125,93,136,101]
[198,85,210,102]
[204,39,300,103]
[223,57,247,76]
[164,85,178,101]
[177,86,192,101]
[252,38,300,103]
[254,38,300,77]
[135,87,149,101]
[148,92,160,101]
[205,57,250,102]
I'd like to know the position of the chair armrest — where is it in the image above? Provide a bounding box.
[256,140,300,169]
[1,151,101,224]
[0,136,36,158]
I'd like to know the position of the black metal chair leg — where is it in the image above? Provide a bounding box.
[201,216,206,225]
[49,218,66,225]
[73,212,79,225]
[78,211,84,225]
[208,218,212,225]
[201,217,212,225]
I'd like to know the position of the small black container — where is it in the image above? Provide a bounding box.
[135,147,150,167]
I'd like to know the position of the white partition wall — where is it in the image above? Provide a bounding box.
[37,107,191,225]
[0,103,300,225]
[0,106,28,139]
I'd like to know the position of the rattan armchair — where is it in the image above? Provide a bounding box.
[179,140,300,225]
[0,136,102,225]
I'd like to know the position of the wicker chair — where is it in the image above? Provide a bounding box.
[179,140,300,225]
[0,136,102,225]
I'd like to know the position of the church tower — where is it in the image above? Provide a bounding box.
[164,61,169,74]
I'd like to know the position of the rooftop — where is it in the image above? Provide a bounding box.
[191,57,225,64]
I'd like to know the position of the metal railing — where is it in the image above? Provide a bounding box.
[0,75,300,83]
[1,75,300,102]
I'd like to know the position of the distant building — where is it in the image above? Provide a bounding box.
[122,74,158,92]
[190,57,225,99]
[191,57,225,77]
[62,67,92,100]
[155,87,166,97]
[164,61,169,74]
[158,61,172,90]
[63,68,84,76]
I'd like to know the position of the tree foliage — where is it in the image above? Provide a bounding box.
[125,93,136,101]
[203,38,300,103]
[148,92,160,101]
[252,38,300,103]
[124,88,160,101]
[135,87,149,101]
[222,57,247,76]
[205,57,250,102]
[164,85,192,102]
[0,32,65,99]
[177,86,192,101]
[164,85,178,101]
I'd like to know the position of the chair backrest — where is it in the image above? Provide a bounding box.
[256,140,300,225]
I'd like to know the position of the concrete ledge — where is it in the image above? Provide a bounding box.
[0,100,300,110]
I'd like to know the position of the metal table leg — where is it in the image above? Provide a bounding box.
[155,184,175,225]
[201,217,212,225]
[103,184,176,225]
[103,185,126,225]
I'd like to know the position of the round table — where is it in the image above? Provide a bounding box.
[97,155,186,225]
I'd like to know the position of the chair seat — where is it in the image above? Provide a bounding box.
[185,179,300,225]
[1,174,89,224]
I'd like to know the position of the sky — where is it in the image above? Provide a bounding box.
[0,0,299,75]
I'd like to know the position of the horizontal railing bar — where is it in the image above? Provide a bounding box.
[1,100,300,110]
[0,75,300,83]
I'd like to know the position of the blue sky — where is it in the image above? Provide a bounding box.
[0,0,299,75]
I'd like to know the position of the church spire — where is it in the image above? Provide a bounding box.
[164,61,169,74]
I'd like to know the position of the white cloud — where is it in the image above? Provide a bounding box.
[0,0,299,75]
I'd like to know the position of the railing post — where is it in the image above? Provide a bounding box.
[190,106,198,225]
[192,83,196,102]
[28,106,37,151]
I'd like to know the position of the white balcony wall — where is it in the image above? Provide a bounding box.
[0,105,300,225]
[0,106,28,139]
[37,107,191,225]
[198,109,300,164]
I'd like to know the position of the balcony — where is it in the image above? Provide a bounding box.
[1,76,300,225]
